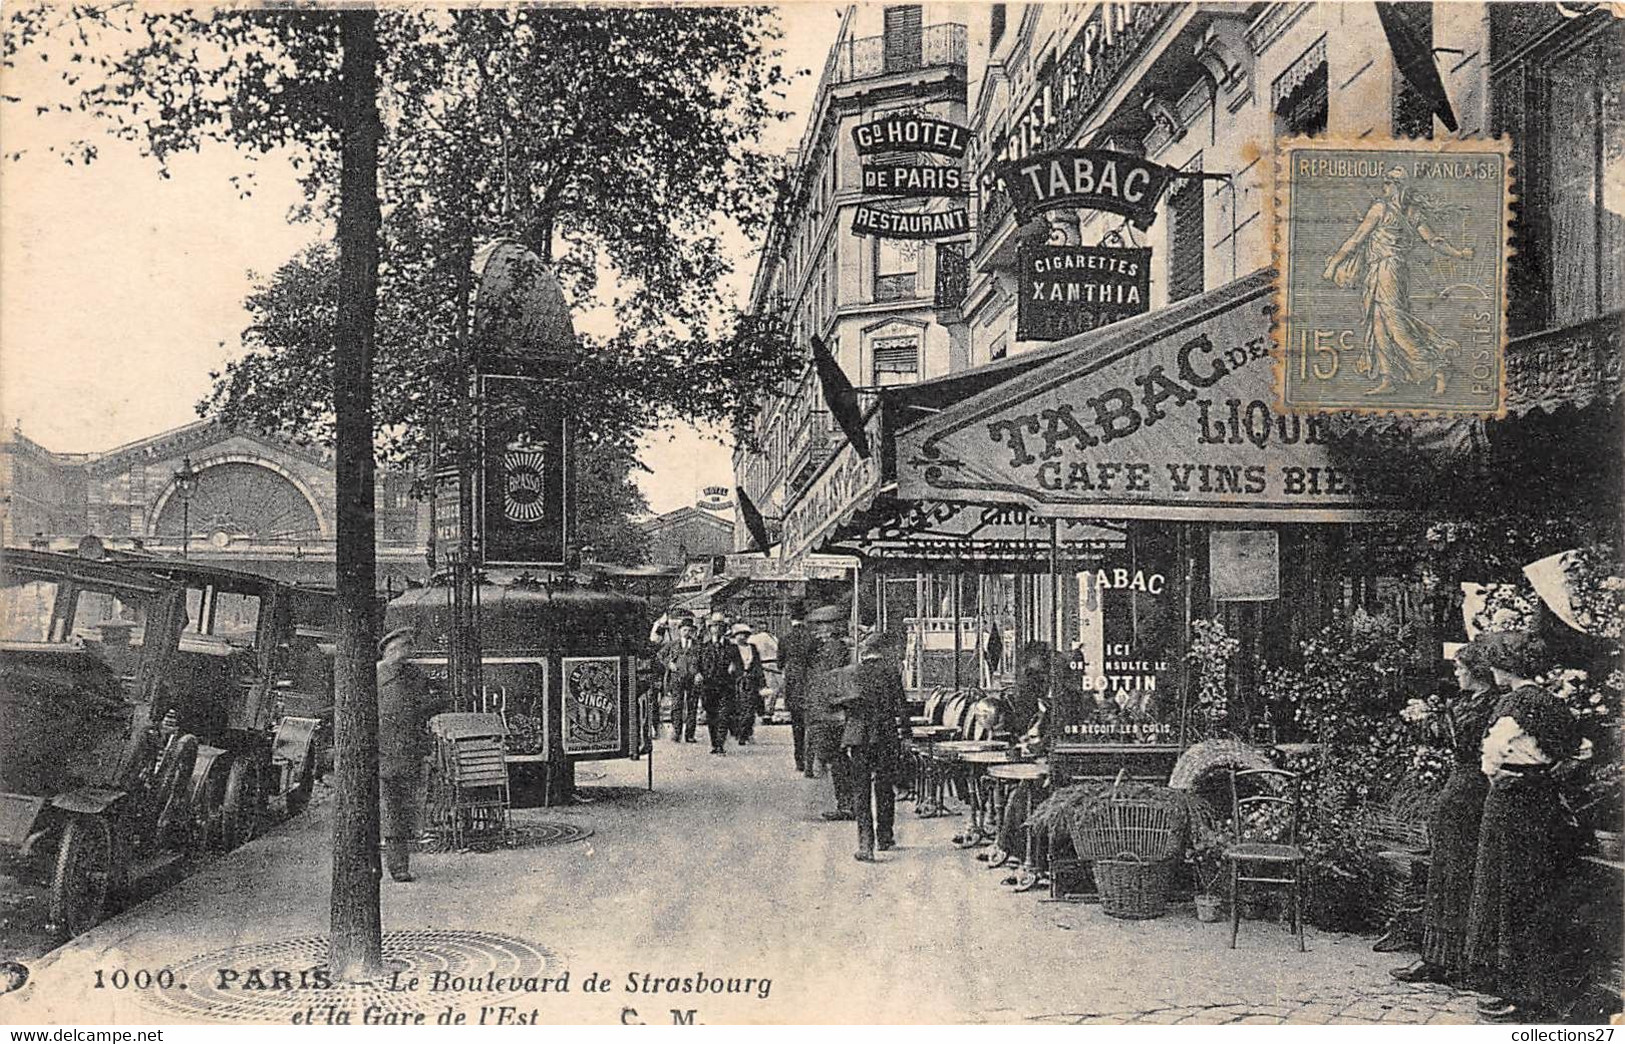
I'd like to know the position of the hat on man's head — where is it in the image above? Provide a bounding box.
[806,604,845,624]
[707,611,727,625]
[378,625,416,653]
[1474,630,1550,678]
[677,619,696,631]
[730,622,753,637]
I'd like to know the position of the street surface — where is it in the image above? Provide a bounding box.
[0,728,1485,1025]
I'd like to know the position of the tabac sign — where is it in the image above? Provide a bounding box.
[995,149,1177,229]
[898,270,1400,522]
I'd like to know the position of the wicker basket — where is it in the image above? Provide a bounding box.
[1069,773,1188,861]
[1092,851,1176,920]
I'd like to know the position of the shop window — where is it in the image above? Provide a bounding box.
[872,336,920,387]
[1390,4,1435,139]
[1272,38,1328,138]
[1166,176,1205,304]
[883,5,923,73]
[874,237,919,301]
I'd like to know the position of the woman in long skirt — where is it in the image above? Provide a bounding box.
[1463,631,1583,1022]
[1391,639,1498,984]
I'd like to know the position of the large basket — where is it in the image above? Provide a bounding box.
[1069,773,1188,861]
[1092,851,1176,920]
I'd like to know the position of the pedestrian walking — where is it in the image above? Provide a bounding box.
[777,603,816,775]
[834,631,909,861]
[377,626,449,883]
[660,619,702,743]
[1390,637,1498,986]
[731,622,766,744]
[1464,631,1585,1022]
[696,612,742,755]
[804,604,854,818]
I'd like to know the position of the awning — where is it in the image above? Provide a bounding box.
[896,269,1400,522]
[821,497,1126,570]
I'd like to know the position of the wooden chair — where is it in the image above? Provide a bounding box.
[1225,766,1306,951]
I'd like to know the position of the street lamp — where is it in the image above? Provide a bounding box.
[173,456,198,558]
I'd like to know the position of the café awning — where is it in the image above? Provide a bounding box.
[896,269,1400,522]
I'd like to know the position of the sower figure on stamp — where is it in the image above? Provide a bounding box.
[377,626,450,883]
[834,631,909,862]
[1322,165,1475,396]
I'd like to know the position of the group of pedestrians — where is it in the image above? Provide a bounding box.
[654,611,769,755]
[779,603,910,863]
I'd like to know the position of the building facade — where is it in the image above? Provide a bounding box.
[639,489,737,566]
[734,4,971,553]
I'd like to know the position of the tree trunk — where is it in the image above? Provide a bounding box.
[329,7,385,984]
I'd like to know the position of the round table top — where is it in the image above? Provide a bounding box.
[987,762,1050,781]
[908,715,931,726]
[911,726,959,740]
[961,750,1022,766]
[932,740,1006,757]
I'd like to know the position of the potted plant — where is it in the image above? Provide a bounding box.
[1188,814,1229,922]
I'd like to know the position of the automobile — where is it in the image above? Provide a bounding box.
[0,542,329,938]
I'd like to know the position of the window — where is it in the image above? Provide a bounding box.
[990,4,1007,49]
[1166,177,1205,304]
[72,588,148,645]
[872,336,920,386]
[212,591,262,647]
[874,237,919,301]
[883,5,923,73]
[1390,4,1434,139]
[2,578,58,642]
[1272,38,1328,138]
[1546,30,1625,326]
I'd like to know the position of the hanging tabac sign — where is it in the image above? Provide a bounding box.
[852,203,970,239]
[852,113,969,158]
[479,373,569,567]
[995,149,1177,229]
[1018,243,1151,341]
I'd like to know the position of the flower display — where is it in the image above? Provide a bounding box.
[1184,618,1240,740]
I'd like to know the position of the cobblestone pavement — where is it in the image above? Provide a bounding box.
[4,728,1489,1025]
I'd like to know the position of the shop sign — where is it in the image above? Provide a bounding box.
[860,162,969,198]
[852,113,969,158]
[782,411,885,559]
[1018,244,1151,341]
[478,374,569,567]
[562,656,622,755]
[852,204,970,239]
[995,149,1176,228]
[978,2,1180,222]
[898,270,1394,521]
[431,468,462,551]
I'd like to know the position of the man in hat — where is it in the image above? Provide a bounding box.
[660,618,702,743]
[776,602,816,775]
[803,604,855,817]
[834,630,909,861]
[695,612,741,755]
[377,626,449,882]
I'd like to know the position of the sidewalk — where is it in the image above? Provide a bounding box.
[0,729,1484,1025]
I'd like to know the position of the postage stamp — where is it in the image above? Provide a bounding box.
[1274,137,1511,416]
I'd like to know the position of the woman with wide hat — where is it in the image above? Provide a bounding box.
[1462,630,1584,1021]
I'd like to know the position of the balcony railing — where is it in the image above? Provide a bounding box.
[826,24,967,86]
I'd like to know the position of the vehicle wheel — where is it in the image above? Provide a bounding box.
[191,752,234,850]
[49,816,112,939]
[154,735,200,847]
[221,756,265,850]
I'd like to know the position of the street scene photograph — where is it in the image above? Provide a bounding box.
[0,0,1622,1029]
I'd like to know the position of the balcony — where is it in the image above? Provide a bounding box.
[785,412,837,498]
[825,24,967,86]
[935,242,969,312]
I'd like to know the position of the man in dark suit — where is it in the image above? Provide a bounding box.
[660,619,702,743]
[804,604,854,818]
[776,603,816,775]
[836,631,909,861]
[695,613,741,755]
[377,626,449,883]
